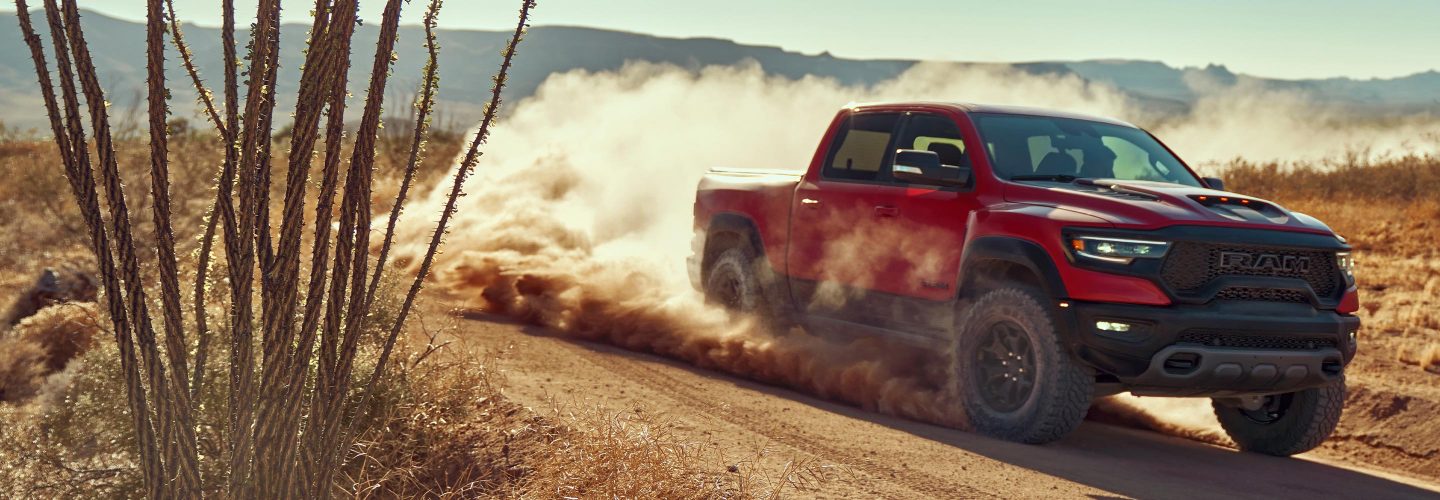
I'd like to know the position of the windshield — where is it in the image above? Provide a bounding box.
[971,113,1201,187]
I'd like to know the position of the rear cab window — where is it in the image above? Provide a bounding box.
[823,113,901,182]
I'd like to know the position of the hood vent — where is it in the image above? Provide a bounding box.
[1096,188,1155,201]
[1190,195,1289,224]
[1070,180,1161,201]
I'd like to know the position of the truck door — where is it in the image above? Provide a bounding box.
[877,113,978,332]
[786,112,906,324]
[787,111,976,333]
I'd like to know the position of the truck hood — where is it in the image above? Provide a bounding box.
[1003,178,1340,236]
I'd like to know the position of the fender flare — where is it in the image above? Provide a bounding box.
[705,212,767,262]
[958,236,1068,300]
[702,212,793,319]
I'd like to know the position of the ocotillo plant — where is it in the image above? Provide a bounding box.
[12,0,537,496]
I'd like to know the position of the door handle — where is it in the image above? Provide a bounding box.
[874,205,899,217]
[801,198,821,208]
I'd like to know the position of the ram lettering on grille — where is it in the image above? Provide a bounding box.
[1217,251,1312,274]
[1160,242,1340,300]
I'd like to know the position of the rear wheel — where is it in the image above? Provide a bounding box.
[703,246,762,313]
[1213,379,1345,456]
[954,287,1093,444]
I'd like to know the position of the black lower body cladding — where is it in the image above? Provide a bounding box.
[1062,300,1360,396]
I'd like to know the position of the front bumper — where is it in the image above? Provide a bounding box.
[1064,300,1359,396]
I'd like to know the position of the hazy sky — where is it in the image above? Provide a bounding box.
[39,0,1440,80]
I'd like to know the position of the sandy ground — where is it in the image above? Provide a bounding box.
[448,312,1440,499]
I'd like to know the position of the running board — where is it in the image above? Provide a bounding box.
[797,314,946,350]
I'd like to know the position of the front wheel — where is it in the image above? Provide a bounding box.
[1213,379,1345,456]
[953,287,1093,444]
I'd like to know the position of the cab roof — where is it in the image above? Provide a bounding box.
[846,101,1137,128]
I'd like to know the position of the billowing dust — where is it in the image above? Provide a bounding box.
[391,62,1438,443]
[390,149,966,426]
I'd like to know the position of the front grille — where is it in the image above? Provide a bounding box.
[1178,329,1338,350]
[1160,242,1340,300]
[1214,287,1308,303]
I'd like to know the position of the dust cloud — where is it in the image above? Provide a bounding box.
[1090,395,1232,446]
[1153,81,1440,165]
[392,61,1437,441]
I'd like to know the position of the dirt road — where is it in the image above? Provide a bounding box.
[450,313,1440,499]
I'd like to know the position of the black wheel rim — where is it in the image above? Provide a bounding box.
[973,320,1037,413]
[1239,393,1291,424]
[709,268,746,310]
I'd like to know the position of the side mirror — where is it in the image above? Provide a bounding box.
[891,149,971,188]
[1203,177,1225,191]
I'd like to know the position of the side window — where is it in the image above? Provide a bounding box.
[897,114,969,169]
[823,113,901,181]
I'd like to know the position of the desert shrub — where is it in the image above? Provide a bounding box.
[0,336,48,403]
[0,291,801,498]
[0,302,101,403]
[7,301,100,369]
[0,302,136,498]
[0,281,444,497]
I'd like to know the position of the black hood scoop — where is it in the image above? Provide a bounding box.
[1189,194,1290,224]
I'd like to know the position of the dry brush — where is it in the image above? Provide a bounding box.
[11,0,536,496]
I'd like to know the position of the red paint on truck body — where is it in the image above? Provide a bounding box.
[693,102,1356,314]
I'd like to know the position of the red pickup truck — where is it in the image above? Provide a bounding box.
[689,102,1360,454]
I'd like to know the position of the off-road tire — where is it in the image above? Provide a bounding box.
[1212,378,1345,456]
[703,246,764,314]
[954,287,1093,444]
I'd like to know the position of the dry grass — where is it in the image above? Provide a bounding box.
[1419,344,1440,373]
[0,298,823,499]
[341,311,829,498]
[1394,341,1440,373]
[0,302,102,402]
[1222,154,1440,369]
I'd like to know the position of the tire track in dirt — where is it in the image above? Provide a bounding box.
[578,346,994,499]
[463,316,1099,498]
[453,314,1440,499]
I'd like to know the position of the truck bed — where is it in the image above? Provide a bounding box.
[705,167,805,178]
[691,167,804,286]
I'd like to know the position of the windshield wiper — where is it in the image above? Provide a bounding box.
[1009,174,1083,182]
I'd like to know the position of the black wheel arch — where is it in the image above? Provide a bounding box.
[958,236,1068,301]
[957,236,1084,361]
[702,213,768,282]
[702,212,794,319]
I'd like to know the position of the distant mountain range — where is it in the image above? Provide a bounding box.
[2,9,1437,130]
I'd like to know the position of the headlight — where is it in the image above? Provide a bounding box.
[1336,251,1355,284]
[1068,236,1169,264]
